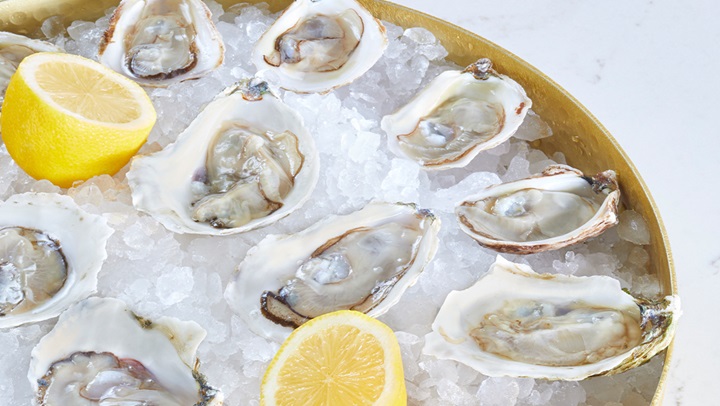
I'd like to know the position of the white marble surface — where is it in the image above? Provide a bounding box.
[389,0,718,403]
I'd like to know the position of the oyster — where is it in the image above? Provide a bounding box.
[225,202,440,341]
[0,32,62,104]
[424,256,681,380]
[381,58,531,169]
[0,193,113,329]
[128,80,319,235]
[252,0,388,93]
[456,165,620,254]
[99,0,224,87]
[28,297,222,405]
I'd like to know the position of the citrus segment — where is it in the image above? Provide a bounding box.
[1,52,156,187]
[261,311,406,406]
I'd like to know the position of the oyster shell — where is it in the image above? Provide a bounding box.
[252,0,388,93]
[99,0,224,87]
[0,32,63,104]
[0,193,113,329]
[456,165,620,254]
[225,202,440,341]
[28,297,222,405]
[424,256,681,380]
[381,58,531,169]
[128,80,319,235]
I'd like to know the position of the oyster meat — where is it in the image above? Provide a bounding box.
[253,0,387,93]
[381,59,531,169]
[424,256,681,380]
[99,0,224,87]
[191,122,304,229]
[0,228,66,316]
[225,202,440,341]
[0,193,112,329]
[0,32,62,104]
[456,165,620,254]
[29,297,222,405]
[128,80,319,235]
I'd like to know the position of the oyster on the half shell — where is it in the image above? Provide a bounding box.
[28,297,222,405]
[381,58,531,169]
[128,80,319,235]
[99,0,224,87]
[0,32,62,103]
[456,165,620,254]
[225,202,440,341]
[252,0,387,93]
[424,256,680,380]
[0,193,112,329]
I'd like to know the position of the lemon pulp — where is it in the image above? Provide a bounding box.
[261,311,406,406]
[34,60,142,123]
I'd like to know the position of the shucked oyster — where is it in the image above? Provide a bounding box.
[191,122,305,229]
[29,297,222,405]
[128,80,319,235]
[424,256,680,380]
[381,59,531,169]
[99,0,224,87]
[225,202,440,341]
[0,32,62,104]
[0,193,112,329]
[253,0,387,93]
[456,165,620,254]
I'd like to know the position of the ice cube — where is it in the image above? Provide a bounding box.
[617,210,651,245]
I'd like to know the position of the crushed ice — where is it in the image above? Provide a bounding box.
[0,1,663,405]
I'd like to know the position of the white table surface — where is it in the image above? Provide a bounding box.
[390,0,719,404]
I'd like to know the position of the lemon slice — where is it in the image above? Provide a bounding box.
[261,310,407,406]
[1,52,156,187]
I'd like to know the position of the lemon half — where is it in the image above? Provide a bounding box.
[261,310,407,406]
[1,52,156,187]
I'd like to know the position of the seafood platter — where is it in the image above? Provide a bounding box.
[0,0,680,404]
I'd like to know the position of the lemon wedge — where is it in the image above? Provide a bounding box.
[1,52,156,187]
[261,310,407,406]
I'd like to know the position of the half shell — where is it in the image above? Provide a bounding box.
[128,81,319,235]
[423,256,680,380]
[225,202,440,341]
[381,59,531,169]
[99,0,224,87]
[28,297,222,405]
[0,193,113,329]
[252,0,387,93]
[456,165,620,254]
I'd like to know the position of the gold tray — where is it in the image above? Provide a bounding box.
[0,0,678,403]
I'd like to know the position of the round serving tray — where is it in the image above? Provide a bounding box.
[0,0,678,403]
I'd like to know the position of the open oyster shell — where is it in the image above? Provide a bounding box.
[456,165,620,254]
[252,0,387,93]
[225,202,440,341]
[381,58,531,169]
[28,297,222,405]
[0,32,63,104]
[424,256,680,380]
[128,80,319,235]
[0,193,113,329]
[98,0,224,87]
